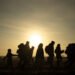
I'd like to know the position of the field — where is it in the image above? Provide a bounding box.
[0,56,75,75]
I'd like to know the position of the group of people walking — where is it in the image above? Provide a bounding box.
[3,41,75,69]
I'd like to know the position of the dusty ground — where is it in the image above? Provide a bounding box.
[0,56,75,75]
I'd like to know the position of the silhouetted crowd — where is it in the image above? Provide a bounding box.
[3,41,75,69]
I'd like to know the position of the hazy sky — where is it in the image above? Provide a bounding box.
[0,0,75,56]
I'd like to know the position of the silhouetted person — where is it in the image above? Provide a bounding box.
[29,46,34,64]
[24,41,31,64]
[17,43,26,68]
[45,41,55,67]
[65,43,75,67]
[55,44,64,66]
[24,41,30,49]
[4,49,16,69]
[35,43,44,65]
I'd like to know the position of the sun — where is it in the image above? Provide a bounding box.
[28,34,42,47]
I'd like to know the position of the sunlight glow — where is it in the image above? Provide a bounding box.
[28,34,42,47]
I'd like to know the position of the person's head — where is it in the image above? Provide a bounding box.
[8,49,11,53]
[26,41,29,45]
[57,44,60,47]
[51,41,55,45]
[38,43,43,48]
[31,46,34,50]
[18,43,24,48]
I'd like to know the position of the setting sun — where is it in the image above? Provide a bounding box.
[28,34,42,47]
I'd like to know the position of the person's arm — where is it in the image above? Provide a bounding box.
[12,54,18,56]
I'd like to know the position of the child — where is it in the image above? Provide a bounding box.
[4,49,16,68]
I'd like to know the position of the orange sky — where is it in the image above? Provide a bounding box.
[0,0,75,57]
